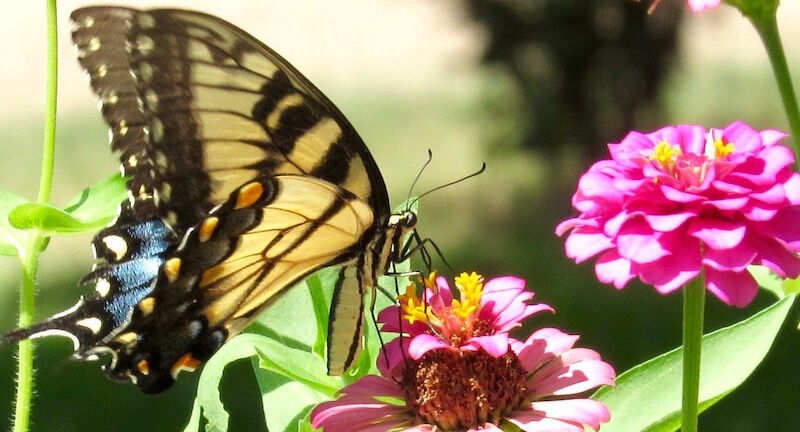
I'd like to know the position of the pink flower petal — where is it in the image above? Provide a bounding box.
[563,229,614,263]
[723,121,762,152]
[514,328,579,371]
[463,334,510,357]
[644,212,695,231]
[759,129,789,147]
[616,222,670,264]
[752,236,800,278]
[636,237,702,293]
[660,184,706,203]
[529,349,616,397]
[702,239,757,272]
[705,268,758,307]
[493,303,554,333]
[408,334,451,359]
[528,399,611,430]
[595,250,634,288]
[507,412,586,432]
[687,219,746,250]
[467,424,503,432]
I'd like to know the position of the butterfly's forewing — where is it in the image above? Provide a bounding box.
[72,7,389,232]
[3,7,397,392]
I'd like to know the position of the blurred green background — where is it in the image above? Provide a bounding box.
[1,1,800,430]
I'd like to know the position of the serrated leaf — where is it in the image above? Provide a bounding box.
[593,294,795,432]
[0,189,30,256]
[8,173,127,234]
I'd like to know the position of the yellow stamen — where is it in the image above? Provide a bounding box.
[650,141,681,168]
[453,272,484,320]
[714,138,734,158]
[399,284,428,325]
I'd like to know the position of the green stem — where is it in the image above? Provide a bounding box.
[38,0,58,205]
[13,1,58,431]
[748,11,800,163]
[681,275,706,432]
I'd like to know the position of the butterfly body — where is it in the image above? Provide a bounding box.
[3,7,416,393]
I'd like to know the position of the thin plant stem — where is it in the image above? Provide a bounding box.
[748,12,800,163]
[681,275,706,432]
[13,1,58,431]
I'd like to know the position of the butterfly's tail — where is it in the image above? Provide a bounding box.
[3,316,75,345]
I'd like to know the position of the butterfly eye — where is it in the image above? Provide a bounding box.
[404,211,418,228]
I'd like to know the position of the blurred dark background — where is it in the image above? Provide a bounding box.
[1,0,799,430]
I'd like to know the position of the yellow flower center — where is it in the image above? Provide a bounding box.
[398,271,492,345]
[650,141,682,168]
[714,138,734,158]
[399,284,428,325]
[453,272,483,320]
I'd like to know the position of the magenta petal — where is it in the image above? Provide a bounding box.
[687,219,746,250]
[636,238,702,293]
[752,236,800,278]
[705,268,758,307]
[529,349,616,397]
[644,212,695,231]
[575,170,623,204]
[493,303,554,333]
[515,328,579,371]
[759,128,789,147]
[507,412,585,432]
[782,174,800,205]
[617,222,670,264]
[464,334,510,357]
[660,185,705,203]
[563,229,614,263]
[595,250,634,288]
[702,239,757,271]
[528,399,611,430]
[749,182,787,204]
[408,334,450,359]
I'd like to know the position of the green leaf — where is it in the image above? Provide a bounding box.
[8,173,127,234]
[593,294,796,432]
[0,189,30,256]
[749,265,785,298]
[183,334,267,432]
[63,172,128,223]
[10,203,95,233]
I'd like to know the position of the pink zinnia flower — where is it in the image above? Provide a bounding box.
[649,0,721,13]
[311,273,616,431]
[557,122,800,307]
[688,0,722,12]
[377,272,553,373]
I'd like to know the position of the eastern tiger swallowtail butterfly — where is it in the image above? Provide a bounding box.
[2,6,420,394]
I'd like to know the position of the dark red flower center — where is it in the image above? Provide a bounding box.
[401,349,528,430]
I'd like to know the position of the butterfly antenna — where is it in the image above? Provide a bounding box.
[406,149,434,210]
[408,162,486,210]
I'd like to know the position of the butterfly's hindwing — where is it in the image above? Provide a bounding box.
[326,264,367,375]
[99,175,374,392]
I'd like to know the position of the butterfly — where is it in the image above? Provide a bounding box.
[2,7,421,393]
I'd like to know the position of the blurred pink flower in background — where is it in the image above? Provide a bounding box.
[557,122,800,307]
[311,273,616,431]
[688,0,722,12]
[649,0,721,13]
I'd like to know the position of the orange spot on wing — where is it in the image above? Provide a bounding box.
[170,353,201,378]
[164,258,182,282]
[137,359,150,376]
[235,182,264,208]
[199,217,219,242]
